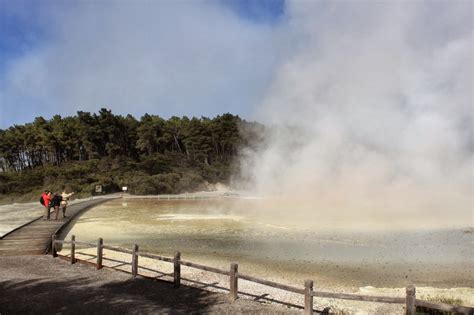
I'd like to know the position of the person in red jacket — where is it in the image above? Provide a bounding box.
[42,190,52,220]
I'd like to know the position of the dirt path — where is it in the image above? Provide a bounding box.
[0,255,299,314]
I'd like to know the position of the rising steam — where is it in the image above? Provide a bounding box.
[240,1,473,229]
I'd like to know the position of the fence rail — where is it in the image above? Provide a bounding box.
[138,251,174,263]
[124,194,224,200]
[51,236,474,315]
[102,244,134,254]
[415,299,474,314]
[180,259,230,276]
[311,291,405,304]
[238,273,304,295]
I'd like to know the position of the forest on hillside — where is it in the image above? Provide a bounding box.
[0,109,264,202]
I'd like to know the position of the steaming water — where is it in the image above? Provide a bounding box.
[63,199,473,289]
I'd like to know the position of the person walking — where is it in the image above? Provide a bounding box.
[42,190,52,220]
[50,193,63,220]
[61,190,74,218]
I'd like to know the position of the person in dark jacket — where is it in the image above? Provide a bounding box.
[50,193,63,221]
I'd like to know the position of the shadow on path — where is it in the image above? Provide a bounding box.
[0,276,223,314]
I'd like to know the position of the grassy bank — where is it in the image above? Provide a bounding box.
[0,154,235,205]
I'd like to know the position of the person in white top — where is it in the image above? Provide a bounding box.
[61,190,75,218]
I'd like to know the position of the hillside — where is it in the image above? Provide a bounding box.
[0,109,264,203]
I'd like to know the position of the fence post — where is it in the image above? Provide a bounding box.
[132,244,139,277]
[51,235,57,257]
[96,238,103,270]
[70,235,76,264]
[406,285,416,315]
[229,263,238,301]
[174,251,181,288]
[304,279,314,315]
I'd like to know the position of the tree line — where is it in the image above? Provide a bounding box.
[0,109,264,201]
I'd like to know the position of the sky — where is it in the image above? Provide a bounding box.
[0,0,288,128]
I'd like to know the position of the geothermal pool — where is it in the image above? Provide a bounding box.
[63,198,473,290]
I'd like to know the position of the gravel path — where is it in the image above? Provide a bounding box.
[0,255,299,314]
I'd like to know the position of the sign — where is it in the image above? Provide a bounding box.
[95,185,102,193]
[122,186,128,192]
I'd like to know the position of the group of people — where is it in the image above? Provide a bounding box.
[41,190,75,220]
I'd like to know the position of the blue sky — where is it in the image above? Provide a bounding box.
[0,0,288,128]
[0,1,50,76]
[222,0,285,23]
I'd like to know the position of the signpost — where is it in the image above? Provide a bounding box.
[95,185,102,194]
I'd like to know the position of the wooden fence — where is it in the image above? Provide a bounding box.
[51,235,474,315]
[124,194,223,200]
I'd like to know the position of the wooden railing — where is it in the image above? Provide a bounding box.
[51,235,474,315]
[124,194,223,200]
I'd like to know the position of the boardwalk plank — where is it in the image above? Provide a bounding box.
[0,198,114,256]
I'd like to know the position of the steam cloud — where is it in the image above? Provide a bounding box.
[241,1,473,229]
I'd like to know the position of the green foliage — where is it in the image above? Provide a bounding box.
[0,110,264,203]
[137,155,172,175]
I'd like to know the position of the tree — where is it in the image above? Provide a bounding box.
[0,108,266,200]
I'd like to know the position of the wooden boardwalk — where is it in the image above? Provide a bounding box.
[0,198,113,256]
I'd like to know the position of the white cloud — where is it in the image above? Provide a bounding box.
[0,1,290,127]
